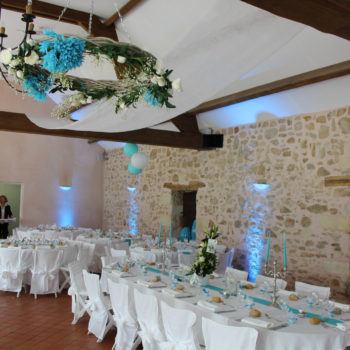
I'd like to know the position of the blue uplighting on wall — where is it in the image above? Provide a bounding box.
[57,187,74,226]
[252,183,271,192]
[245,184,271,282]
[127,186,139,235]
[59,186,72,191]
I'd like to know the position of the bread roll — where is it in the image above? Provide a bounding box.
[309,317,321,325]
[210,296,223,303]
[249,309,261,318]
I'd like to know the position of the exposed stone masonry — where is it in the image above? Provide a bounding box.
[103,106,350,300]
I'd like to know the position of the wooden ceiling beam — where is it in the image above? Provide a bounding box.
[171,113,199,134]
[1,0,118,40]
[188,59,350,115]
[0,112,223,150]
[104,0,144,27]
[242,0,350,41]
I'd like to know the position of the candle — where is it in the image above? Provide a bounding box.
[26,4,33,14]
[157,223,162,247]
[28,23,34,32]
[0,27,5,35]
[283,233,287,270]
[169,223,173,247]
[265,236,271,265]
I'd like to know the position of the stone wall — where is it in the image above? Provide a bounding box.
[103,106,350,300]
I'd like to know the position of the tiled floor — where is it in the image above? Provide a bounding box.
[0,291,116,350]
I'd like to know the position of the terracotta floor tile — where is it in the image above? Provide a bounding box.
[0,291,116,350]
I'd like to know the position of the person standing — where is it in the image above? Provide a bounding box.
[0,195,13,239]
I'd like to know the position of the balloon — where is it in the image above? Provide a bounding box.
[131,152,149,169]
[123,143,139,157]
[128,163,142,175]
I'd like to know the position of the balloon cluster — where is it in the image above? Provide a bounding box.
[123,143,149,175]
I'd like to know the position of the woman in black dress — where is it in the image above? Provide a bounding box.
[0,195,13,239]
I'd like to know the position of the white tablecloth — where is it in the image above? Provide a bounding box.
[105,268,350,350]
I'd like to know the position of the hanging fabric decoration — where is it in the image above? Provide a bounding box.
[0,1,182,120]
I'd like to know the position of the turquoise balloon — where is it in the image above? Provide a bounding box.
[128,163,142,175]
[123,143,139,157]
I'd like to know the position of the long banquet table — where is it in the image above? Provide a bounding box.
[105,266,350,350]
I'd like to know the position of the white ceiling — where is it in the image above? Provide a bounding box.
[0,0,349,150]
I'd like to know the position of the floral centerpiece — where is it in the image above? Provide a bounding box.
[189,222,219,278]
[0,30,181,119]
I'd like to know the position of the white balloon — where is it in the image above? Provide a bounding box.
[131,152,149,169]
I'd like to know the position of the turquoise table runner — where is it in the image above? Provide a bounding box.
[145,266,343,326]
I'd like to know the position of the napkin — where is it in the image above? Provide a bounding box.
[112,270,135,278]
[137,280,167,288]
[333,302,350,312]
[197,300,235,313]
[336,321,350,332]
[278,290,297,297]
[241,317,275,329]
[162,288,194,298]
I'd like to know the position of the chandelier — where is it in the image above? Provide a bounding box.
[0,0,182,119]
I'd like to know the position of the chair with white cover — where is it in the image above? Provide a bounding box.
[295,281,330,299]
[108,279,140,350]
[256,274,287,290]
[159,301,200,350]
[202,317,258,350]
[59,245,78,292]
[225,267,248,281]
[0,248,25,297]
[130,249,156,263]
[30,248,63,298]
[83,270,114,342]
[110,248,127,263]
[100,255,120,293]
[134,288,165,350]
[77,242,95,271]
[68,261,90,324]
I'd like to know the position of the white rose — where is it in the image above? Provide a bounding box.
[0,49,13,65]
[151,76,158,84]
[171,78,182,92]
[117,55,126,64]
[26,39,36,47]
[198,256,205,263]
[16,70,24,79]
[155,60,165,75]
[24,50,39,65]
[157,76,166,87]
[8,67,16,76]
[9,58,20,67]
[119,101,126,110]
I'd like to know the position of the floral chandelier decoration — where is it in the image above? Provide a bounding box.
[0,1,182,120]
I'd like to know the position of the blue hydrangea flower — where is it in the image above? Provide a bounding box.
[144,89,161,107]
[39,30,85,73]
[22,74,53,102]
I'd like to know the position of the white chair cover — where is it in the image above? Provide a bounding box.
[83,270,113,342]
[30,248,62,295]
[68,261,89,324]
[134,288,165,350]
[225,267,248,281]
[0,248,25,294]
[77,242,95,271]
[100,256,120,293]
[108,279,138,350]
[202,317,258,350]
[130,249,156,263]
[61,245,78,268]
[295,281,331,299]
[110,248,127,263]
[159,301,200,350]
[256,274,287,290]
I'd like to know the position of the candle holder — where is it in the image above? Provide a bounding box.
[264,258,287,307]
